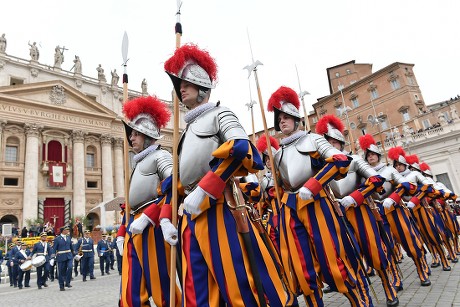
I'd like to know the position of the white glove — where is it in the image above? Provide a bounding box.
[383,198,395,209]
[184,186,207,215]
[129,213,154,234]
[116,236,125,256]
[299,187,314,200]
[340,196,357,208]
[160,218,178,246]
[407,201,416,209]
[50,259,54,266]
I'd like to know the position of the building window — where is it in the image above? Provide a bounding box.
[5,146,18,162]
[86,145,97,169]
[335,106,342,116]
[312,116,318,124]
[86,153,95,168]
[351,97,359,108]
[422,119,431,129]
[335,72,340,77]
[390,79,400,90]
[371,89,379,99]
[47,140,63,162]
[10,77,25,86]
[87,181,98,188]
[380,119,388,130]
[350,122,356,130]
[435,173,453,191]
[401,109,410,121]
[407,76,415,85]
[4,178,19,186]
[346,69,351,74]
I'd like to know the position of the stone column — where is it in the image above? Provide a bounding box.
[22,123,42,225]
[72,130,86,218]
[101,134,114,229]
[0,120,7,162]
[113,138,124,198]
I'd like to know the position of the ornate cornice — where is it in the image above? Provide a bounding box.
[100,134,113,146]
[72,130,87,143]
[24,123,42,137]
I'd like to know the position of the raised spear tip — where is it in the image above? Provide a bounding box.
[243,60,263,78]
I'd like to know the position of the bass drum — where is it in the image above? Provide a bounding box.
[20,260,33,271]
[32,255,46,267]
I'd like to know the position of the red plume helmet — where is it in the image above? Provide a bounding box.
[388,146,408,165]
[256,136,280,154]
[267,86,302,131]
[359,134,376,151]
[405,154,419,165]
[122,96,171,143]
[164,43,218,102]
[419,162,430,172]
[316,114,344,135]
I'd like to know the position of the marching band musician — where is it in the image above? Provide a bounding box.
[96,234,110,276]
[75,230,96,281]
[106,235,115,270]
[15,242,31,289]
[364,142,431,287]
[5,243,15,286]
[116,95,181,307]
[10,240,22,287]
[73,240,81,277]
[53,225,74,291]
[266,86,365,307]
[317,115,400,307]
[164,44,292,307]
[31,232,52,289]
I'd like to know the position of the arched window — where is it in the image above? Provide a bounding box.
[47,140,63,162]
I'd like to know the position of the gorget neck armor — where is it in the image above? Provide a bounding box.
[184,102,216,124]
[280,130,305,146]
[133,144,159,163]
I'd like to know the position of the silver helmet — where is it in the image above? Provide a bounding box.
[123,113,162,146]
[273,102,302,131]
[164,44,217,102]
[267,86,302,132]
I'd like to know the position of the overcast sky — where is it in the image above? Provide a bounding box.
[1,0,459,133]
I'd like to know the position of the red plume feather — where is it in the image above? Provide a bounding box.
[316,114,344,135]
[123,96,171,129]
[164,44,217,82]
[256,136,280,153]
[358,134,376,151]
[405,154,419,165]
[388,146,406,161]
[267,86,300,112]
[419,162,430,171]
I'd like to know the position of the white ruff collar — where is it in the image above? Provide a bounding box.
[184,102,216,124]
[373,162,386,172]
[280,131,306,146]
[133,144,159,163]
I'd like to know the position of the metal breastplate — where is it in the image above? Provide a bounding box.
[275,136,315,192]
[330,159,360,198]
[179,105,249,191]
[129,151,163,210]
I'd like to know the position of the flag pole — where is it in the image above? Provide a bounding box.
[169,1,182,306]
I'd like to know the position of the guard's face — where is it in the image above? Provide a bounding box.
[394,161,407,173]
[180,80,200,109]
[278,113,295,136]
[328,138,343,151]
[366,152,380,166]
[129,130,146,154]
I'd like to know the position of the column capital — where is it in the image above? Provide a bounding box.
[113,138,124,149]
[100,134,113,146]
[72,130,87,143]
[24,123,43,137]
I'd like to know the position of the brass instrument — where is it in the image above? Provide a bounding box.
[74,241,83,262]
